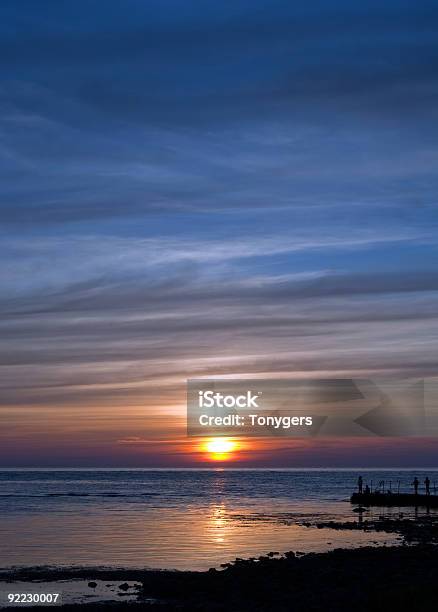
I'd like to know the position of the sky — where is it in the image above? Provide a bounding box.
[0,0,438,467]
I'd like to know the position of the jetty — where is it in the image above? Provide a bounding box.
[351,475,438,508]
[351,491,438,508]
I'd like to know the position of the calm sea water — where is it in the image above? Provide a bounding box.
[0,469,436,570]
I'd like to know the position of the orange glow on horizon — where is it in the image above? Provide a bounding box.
[202,437,238,461]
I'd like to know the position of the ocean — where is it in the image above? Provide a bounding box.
[0,469,436,570]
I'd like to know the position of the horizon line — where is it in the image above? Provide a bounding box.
[2,467,438,471]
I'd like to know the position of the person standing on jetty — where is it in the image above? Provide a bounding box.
[357,475,363,494]
[425,477,431,495]
[412,477,419,495]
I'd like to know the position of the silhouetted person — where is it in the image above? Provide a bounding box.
[425,477,430,495]
[358,475,363,494]
[365,485,370,495]
[412,477,419,495]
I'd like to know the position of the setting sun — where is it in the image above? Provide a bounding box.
[204,438,238,461]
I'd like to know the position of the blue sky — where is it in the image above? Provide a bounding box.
[0,0,438,465]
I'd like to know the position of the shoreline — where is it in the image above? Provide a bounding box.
[1,513,438,610]
[1,543,438,611]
